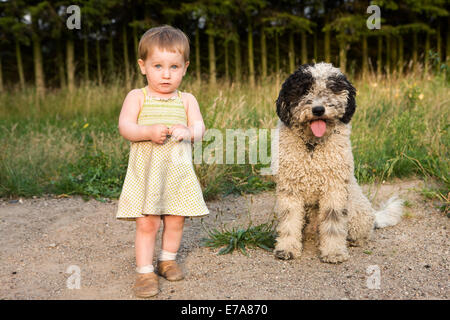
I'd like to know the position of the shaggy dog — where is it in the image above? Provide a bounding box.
[274,62,403,263]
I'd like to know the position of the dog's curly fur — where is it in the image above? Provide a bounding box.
[274,63,403,263]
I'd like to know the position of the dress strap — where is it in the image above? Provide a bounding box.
[137,88,147,120]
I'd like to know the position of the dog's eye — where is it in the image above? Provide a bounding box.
[326,75,349,93]
[327,82,344,93]
[305,100,312,104]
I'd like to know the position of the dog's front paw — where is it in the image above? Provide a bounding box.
[274,250,294,260]
[319,250,349,264]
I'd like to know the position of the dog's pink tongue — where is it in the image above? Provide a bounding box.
[310,120,326,137]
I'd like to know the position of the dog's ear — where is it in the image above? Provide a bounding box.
[276,64,314,127]
[327,74,356,124]
[340,77,356,124]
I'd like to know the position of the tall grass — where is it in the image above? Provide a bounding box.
[0,71,448,199]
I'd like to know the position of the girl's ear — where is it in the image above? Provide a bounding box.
[137,59,146,75]
[183,61,190,76]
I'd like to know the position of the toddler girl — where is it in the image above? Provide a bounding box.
[116,25,209,298]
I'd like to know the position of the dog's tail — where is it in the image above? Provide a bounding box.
[374,196,404,229]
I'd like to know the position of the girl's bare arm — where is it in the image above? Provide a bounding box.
[183,92,206,142]
[118,89,168,143]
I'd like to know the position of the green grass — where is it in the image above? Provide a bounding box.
[201,221,277,255]
[0,71,448,201]
[420,187,449,214]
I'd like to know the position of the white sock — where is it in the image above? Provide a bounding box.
[136,264,154,274]
[159,249,177,261]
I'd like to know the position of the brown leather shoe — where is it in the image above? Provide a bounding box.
[157,260,184,281]
[133,272,159,298]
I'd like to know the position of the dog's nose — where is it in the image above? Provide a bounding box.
[312,106,325,116]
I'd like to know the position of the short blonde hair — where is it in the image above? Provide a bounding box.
[138,25,190,62]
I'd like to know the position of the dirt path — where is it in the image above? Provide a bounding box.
[0,178,448,300]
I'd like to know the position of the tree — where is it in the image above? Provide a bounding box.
[235,0,267,86]
[128,0,159,87]
[27,1,49,97]
[320,0,344,64]
[181,1,224,86]
[264,13,284,75]
[79,0,107,85]
[0,0,29,89]
[265,12,313,74]
[0,51,3,92]
[447,16,450,63]
[1,0,449,90]
[376,0,448,74]
[324,14,366,74]
[177,4,205,84]
[47,1,71,90]
[397,23,436,73]
[108,0,132,89]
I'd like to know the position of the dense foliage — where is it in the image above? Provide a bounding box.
[0,0,449,93]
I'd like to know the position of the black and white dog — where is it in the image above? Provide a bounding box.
[273,62,403,263]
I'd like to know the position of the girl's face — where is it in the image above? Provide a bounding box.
[138,47,189,96]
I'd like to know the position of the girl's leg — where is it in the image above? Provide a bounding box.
[133,215,161,298]
[135,215,161,268]
[161,215,185,253]
[157,215,185,281]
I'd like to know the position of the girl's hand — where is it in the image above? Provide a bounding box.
[169,124,191,142]
[149,124,169,144]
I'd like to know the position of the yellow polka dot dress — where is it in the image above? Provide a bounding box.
[116,88,209,220]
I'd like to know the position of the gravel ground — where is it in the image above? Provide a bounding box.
[0,178,448,300]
